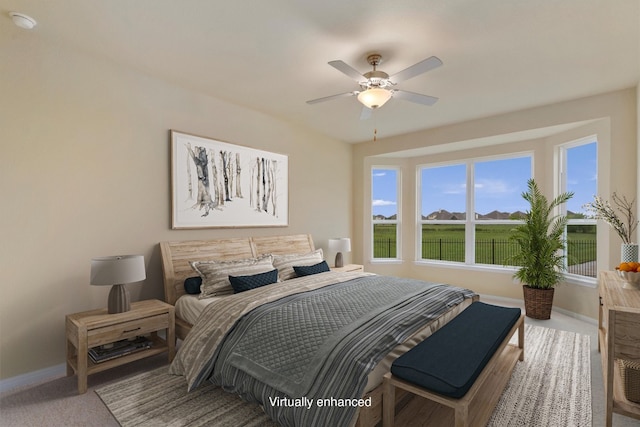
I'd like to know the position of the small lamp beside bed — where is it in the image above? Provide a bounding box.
[328,237,351,268]
[90,255,146,314]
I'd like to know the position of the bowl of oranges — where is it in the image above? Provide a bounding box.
[616,262,640,288]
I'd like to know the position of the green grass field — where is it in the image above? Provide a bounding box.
[373,223,596,268]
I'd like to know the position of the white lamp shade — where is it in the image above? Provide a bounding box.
[357,88,392,109]
[90,255,146,286]
[328,238,351,253]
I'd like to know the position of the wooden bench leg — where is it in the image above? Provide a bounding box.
[518,319,525,361]
[383,374,395,427]
[455,404,469,427]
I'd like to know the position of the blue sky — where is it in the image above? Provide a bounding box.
[372,169,399,217]
[372,141,597,218]
[565,142,598,214]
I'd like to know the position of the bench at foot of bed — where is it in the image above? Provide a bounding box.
[382,302,524,427]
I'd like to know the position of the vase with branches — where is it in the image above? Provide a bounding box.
[583,193,638,244]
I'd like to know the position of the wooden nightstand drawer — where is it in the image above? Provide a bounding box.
[88,313,169,347]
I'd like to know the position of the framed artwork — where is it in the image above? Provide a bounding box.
[170,130,288,229]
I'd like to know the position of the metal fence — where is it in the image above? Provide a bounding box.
[373,238,397,258]
[374,238,597,277]
[566,240,598,277]
[475,239,519,265]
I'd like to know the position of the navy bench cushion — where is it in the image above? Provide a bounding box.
[390,301,520,398]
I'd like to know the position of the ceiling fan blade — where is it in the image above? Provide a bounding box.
[393,90,439,106]
[389,56,443,83]
[328,60,365,82]
[306,91,357,105]
[360,106,372,121]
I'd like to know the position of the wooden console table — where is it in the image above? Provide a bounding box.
[598,270,640,426]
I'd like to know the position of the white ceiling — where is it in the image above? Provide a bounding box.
[2,0,639,143]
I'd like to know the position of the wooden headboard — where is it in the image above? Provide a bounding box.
[159,234,315,306]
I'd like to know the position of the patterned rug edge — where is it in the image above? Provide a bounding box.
[97,324,591,427]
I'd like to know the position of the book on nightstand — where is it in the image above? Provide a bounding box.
[88,336,153,363]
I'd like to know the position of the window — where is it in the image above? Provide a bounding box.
[474,156,532,267]
[418,154,532,266]
[372,167,400,259]
[420,164,466,262]
[559,139,597,279]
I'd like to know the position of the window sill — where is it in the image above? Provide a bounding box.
[369,259,404,265]
[413,260,516,275]
[413,260,597,288]
[562,274,597,288]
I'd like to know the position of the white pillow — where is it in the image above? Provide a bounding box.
[191,254,274,299]
[272,249,324,281]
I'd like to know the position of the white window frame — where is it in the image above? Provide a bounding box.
[416,160,468,264]
[556,136,598,285]
[417,152,533,268]
[371,166,401,261]
[472,153,533,268]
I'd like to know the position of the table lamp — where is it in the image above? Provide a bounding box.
[90,255,146,314]
[328,238,351,268]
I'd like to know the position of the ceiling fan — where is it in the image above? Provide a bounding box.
[306,54,442,119]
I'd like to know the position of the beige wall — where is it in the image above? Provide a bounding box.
[353,88,638,320]
[0,34,352,380]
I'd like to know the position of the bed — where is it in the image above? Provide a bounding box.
[160,234,477,427]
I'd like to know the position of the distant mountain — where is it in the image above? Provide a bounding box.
[423,209,466,220]
[373,209,580,221]
[510,210,526,219]
[480,210,510,220]
[421,209,512,220]
[373,214,397,220]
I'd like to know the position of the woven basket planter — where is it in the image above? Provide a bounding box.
[523,285,555,320]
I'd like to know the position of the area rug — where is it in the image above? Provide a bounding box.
[96,324,591,427]
[487,325,591,427]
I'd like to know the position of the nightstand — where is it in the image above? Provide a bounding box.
[331,264,364,272]
[66,299,175,393]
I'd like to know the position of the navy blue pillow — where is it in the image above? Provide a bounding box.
[294,260,330,277]
[184,276,202,294]
[229,269,279,293]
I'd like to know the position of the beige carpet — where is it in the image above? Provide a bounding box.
[96,325,591,426]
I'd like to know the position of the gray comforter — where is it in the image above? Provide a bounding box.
[170,271,475,427]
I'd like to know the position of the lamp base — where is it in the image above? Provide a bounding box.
[108,284,130,314]
[335,252,344,268]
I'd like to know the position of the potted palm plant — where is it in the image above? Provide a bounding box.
[507,179,573,319]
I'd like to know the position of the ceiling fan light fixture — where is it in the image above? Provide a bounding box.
[357,88,392,109]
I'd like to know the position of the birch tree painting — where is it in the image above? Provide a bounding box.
[250,157,279,216]
[171,131,288,228]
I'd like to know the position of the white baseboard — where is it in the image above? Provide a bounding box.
[478,293,597,325]
[552,305,597,325]
[0,363,66,393]
[1,330,170,393]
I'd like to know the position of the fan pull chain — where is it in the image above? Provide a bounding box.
[373,110,378,142]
